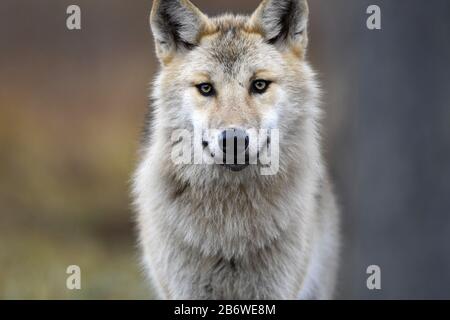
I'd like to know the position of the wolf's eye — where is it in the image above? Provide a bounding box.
[251,80,271,94]
[196,83,215,97]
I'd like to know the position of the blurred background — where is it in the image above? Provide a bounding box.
[0,0,449,299]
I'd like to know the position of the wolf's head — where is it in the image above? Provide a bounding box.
[147,0,321,182]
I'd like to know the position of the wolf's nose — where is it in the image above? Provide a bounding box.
[219,128,249,155]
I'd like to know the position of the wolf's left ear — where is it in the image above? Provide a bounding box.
[150,0,210,64]
[250,0,309,54]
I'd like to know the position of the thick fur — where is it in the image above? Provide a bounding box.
[133,0,340,299]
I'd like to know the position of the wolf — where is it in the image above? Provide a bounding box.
[133,0,340,299]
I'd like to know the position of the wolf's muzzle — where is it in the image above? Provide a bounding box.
[219,128,250,172]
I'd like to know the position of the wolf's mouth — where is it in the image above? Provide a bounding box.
[220,149,250,172]
[221,163,249,172]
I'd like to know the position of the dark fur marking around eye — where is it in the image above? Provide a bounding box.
[250,80,271,94]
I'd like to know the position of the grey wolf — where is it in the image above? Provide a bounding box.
[133,0,340,299]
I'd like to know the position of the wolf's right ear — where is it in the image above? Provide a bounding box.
[250,0,309,56]
[150,0,209,64]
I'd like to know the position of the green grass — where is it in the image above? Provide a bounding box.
[0,103,154,299]
[0,226,152,299]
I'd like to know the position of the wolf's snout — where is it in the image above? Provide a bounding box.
[219,128,249,172]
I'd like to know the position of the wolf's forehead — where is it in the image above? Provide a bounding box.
[214,32,251,66]
[200,32,262,76]
[197,16,266,76]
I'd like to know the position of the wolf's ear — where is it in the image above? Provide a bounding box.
[250,0,309,54]
[150,0,209,64]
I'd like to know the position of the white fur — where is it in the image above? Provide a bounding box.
[133,0,340,300]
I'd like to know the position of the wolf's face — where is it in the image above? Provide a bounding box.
[150,0,319,177]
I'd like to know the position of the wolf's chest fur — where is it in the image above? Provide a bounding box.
[138,167,318,299]
[134,149,327,299]
[160,170,313,258]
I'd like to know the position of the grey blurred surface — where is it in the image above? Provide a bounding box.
[0,0,449,299]
[310,0,450,299]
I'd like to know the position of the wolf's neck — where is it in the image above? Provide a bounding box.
[159,165,306,258]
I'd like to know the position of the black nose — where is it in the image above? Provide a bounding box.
[219,128,250,172]
[219,128,249,154]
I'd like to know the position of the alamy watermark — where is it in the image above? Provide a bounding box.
[66,5,81,30]
[171,128,280,175]
[366,5,381,30]
[366,265,381,290]
[66,265,81,290]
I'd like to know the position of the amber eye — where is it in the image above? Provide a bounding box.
[251,80,271,94]
[196,83,215,97]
